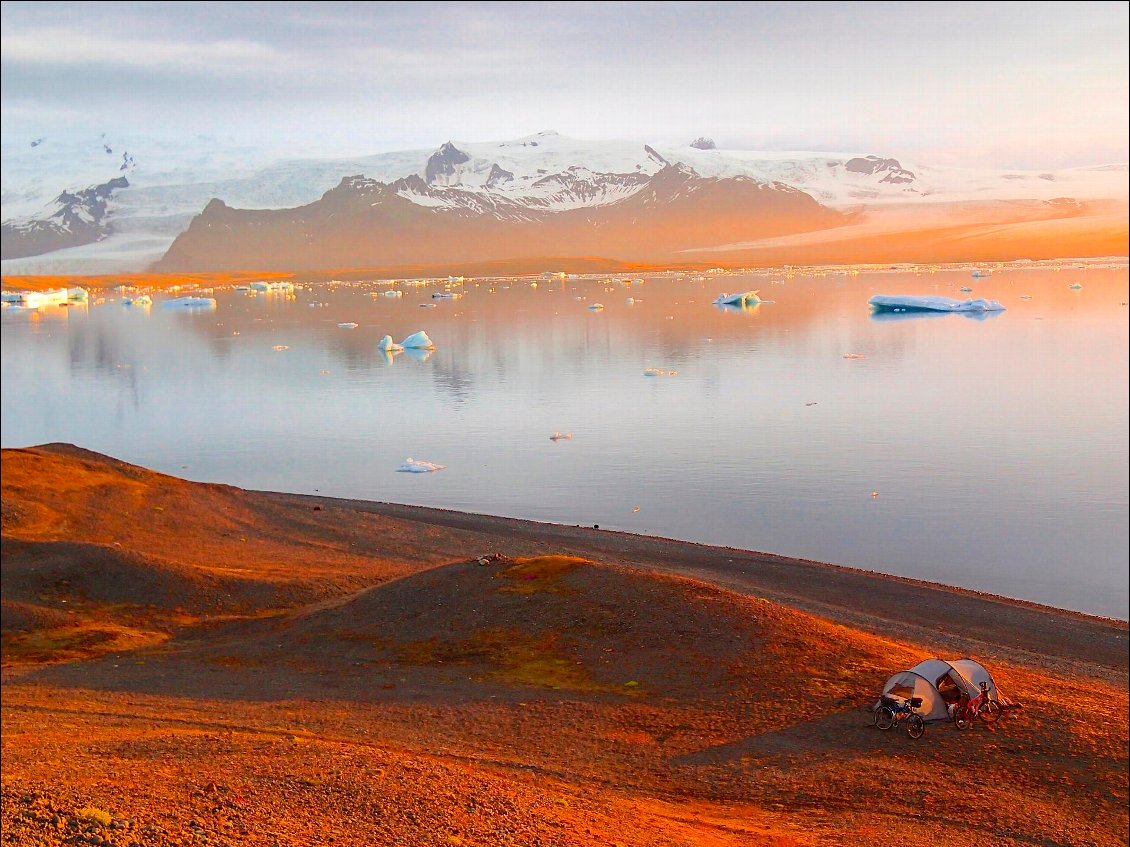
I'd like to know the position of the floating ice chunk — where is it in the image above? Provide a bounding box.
[1069,283,1083,290]
[1020,295,1033,300]
[868,295,1005,314]
[843,353,866,359]
[250,281,294,293]
[432,291,461,299]
[960,286,973,292]
[162,296,217,309]
[377,335,404,352]
[971,270,992,278]
[419,303,437,308]
[273,345,289,351]
[123,294,152,306]
[67,287,89,302]
[713,290,761,306]
[643,368,678,377]
[338,322,358,329]
[587,303,605,310]
[626,297,636,304]
[550,432,572,441]
[383,290,403,298]
[397,457,445,473]
[400,330,435,349]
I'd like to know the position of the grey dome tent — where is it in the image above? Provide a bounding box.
[877,658,1000,721]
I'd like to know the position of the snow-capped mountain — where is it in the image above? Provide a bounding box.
[153,162,840,272]
[2,130,1126,273]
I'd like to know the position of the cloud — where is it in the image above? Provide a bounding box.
[0,28,277,71]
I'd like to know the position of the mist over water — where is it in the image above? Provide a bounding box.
[3,265,1127,618]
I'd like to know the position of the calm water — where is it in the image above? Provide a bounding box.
[3,264,1127,619]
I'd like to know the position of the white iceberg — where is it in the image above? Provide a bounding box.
[713,290,761,306]
[67,287,89,302]
[868,295,1005,314]
[400,330,435,349]
[250,281,294,293]
[397,457,445,473]
[338,322,359,329]
[383,290,403,298]
[377,335,404,352]
[587,303,605,311]
[123,294,152,306]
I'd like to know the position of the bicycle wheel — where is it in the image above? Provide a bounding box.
[954,711,973,730]
[906,714,926,739]
[874,706,896,730]
[980,699,1002,723]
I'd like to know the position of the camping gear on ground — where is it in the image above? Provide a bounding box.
[875,658,1020,728]
[873,694,927,738]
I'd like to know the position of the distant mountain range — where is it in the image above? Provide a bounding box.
[1,130,1126,273]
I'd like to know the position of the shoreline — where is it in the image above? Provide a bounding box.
[2,254,1127,291]
[274,489,1130,628]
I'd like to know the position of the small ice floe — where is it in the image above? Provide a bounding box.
[587,303,605,311]
[400,330,435,349]
[432,292,461,299]
[377,335,404,352]
[338,322,359,329]
[626,297,636,305]
[419,303,437,308]
[273,345,289,351]
[550,432,572,441]
[971,270,992,278]
[397,457,445,473]
[643,368,678,377]
[67,287,89,302]
[713,290,761,306]
[162,296,217,309]
[1069,283,1083,290]
[383,290,403,298]
[1020,295,1033,300]
[123,294,152,306]
[843,353,866,359]
[960,286,973,293]
[868,295,1004,314]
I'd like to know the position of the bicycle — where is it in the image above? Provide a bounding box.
[952,682,1001,729]
[874,694,927,738]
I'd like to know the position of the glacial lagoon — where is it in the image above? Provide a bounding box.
[3,263,1127,618]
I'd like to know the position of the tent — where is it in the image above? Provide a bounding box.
[877,658,1000,722]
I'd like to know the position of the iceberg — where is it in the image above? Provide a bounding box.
[397,457,445,473]
[338,322,359,329]
[250,281,294,293]
[713,290,761,306]
[587,302,605,311]
[868,295,1005,314]
[400,330,435,349]
[162,296,217,309]
[377,335,404,352]
[123,294,152,306]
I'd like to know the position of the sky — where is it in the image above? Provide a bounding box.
[1,1,1127,169]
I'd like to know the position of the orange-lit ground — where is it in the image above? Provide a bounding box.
[2,445,1126,846]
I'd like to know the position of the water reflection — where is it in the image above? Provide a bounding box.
[2,264,1127,618]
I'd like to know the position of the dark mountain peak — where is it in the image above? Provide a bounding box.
[844,155,915,184]
[485,163,515,188]
[425,142,471,185]
[392,173,430,194]
[202,198,229,214]
[690,137,716,150]
[643,145,670,167]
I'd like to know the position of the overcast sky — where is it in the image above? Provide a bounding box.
[2,1,1127,168]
